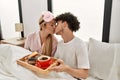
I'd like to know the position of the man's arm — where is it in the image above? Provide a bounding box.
[65,65,89,79]
[49,59,89,79]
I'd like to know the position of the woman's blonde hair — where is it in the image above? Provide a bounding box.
[42,34,53,56]
[39,16,53,56]
[39,16,45,30]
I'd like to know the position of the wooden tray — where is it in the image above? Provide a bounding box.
[17,52,57,75]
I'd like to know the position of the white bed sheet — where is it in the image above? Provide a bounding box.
[0,44,76,80]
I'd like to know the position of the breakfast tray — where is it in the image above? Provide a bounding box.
[17,52,57,75]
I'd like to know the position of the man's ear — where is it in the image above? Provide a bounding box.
[63,21,68,28]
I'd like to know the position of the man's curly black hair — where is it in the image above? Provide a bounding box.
[55,12,80,32]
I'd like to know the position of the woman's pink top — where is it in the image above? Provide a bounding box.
[24,31,58,56]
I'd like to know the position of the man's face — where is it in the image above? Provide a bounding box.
[55,21,64,35]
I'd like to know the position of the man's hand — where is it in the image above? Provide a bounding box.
[49,59,68,72]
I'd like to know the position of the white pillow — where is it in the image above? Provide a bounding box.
[88,38,115,79]
[113,44,120,80]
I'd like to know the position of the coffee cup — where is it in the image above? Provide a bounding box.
[35,55,53,69]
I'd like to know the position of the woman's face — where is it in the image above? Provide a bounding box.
[44,20,55,35]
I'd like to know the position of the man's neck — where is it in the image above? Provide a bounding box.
[62,31,74,43]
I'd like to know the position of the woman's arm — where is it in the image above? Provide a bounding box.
[24,36,30,49]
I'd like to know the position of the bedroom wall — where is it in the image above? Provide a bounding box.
[109,0,120,43]
[21,0,47,37]
[0,20,2,40]
[0,0,20,39]
[52,0,104,41]
[21,0,120,43]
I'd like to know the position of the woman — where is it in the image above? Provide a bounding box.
[24,11,58,56]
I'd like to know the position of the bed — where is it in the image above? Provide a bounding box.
[0,44,76,80]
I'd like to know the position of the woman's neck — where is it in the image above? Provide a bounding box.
[40,31,48,45]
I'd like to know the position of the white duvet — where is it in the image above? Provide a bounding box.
[0,44,76,80]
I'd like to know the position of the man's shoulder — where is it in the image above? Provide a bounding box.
[58,40,63,44]
[74,37,84,43]
[57,40,64,46]
[73,37,86,47]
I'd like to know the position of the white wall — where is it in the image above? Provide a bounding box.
[52,0,104,41]
[21,0,120,43]
[21,0,47,37]
[0,0,19,39]
[109,0,120,43]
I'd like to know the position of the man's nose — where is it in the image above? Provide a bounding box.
[53,25,56,29]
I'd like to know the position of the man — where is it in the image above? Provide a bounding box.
[49,12,90,80]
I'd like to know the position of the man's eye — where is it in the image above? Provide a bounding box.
[55,22,58,26]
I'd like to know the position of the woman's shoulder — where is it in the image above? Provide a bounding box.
[27,31,39,38]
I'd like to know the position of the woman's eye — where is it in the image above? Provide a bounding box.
[51,25,54,26]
